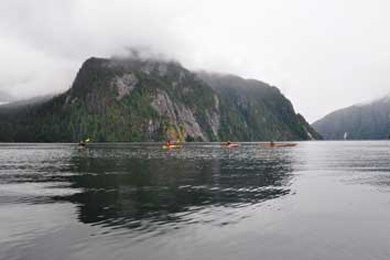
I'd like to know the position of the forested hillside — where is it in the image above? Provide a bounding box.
[0,57,320,142]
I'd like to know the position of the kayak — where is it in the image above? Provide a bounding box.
[264,143,298,148]
[163,145,182,149]
[78,142,88,148]
[227,143,240,148]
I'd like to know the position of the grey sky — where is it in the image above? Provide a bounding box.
[1,0,390,122]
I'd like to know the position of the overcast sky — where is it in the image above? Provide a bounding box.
[1,0,390,122]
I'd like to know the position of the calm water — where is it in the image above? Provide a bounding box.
[1,141,390,260]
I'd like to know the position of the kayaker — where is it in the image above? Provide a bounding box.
[225,141,240,148]
[78,141,87,147]
[270,141,275,147]
[78,138,90,148]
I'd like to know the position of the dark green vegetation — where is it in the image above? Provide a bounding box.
[312,96,390,140]
[0,57,320,142]
[198,73,322,141]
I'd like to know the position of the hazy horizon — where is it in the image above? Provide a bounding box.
[1,0,390,122]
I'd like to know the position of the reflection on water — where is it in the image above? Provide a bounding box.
[0,143,294,234]
[60,146,293,231]
[3,141,390,260]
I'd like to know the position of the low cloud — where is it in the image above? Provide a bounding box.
[1,0,390,121]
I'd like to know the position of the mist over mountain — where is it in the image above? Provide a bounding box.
[0,90,14,102]
[312,95,390,140]
[0,57,320,142]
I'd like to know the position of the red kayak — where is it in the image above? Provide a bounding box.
[227,143,240,148]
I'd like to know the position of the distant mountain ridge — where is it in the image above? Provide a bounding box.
[0,57,320,142]
[312,96,390,140]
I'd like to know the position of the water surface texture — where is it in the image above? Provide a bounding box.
[1,142,390,260]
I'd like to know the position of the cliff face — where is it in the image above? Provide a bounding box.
[0,57,320,142]
[312,96,390,140]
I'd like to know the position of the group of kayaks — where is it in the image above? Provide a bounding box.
[162,140,298,149]
[78,138,297,149]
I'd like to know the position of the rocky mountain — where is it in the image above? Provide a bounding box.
[312,96,390,140]
[0,57,320,142]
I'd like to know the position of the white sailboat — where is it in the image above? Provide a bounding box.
[343,132,348,140]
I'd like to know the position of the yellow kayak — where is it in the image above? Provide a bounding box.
[162,145,182,149]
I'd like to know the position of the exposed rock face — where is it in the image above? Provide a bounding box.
[0,57,320,142]
[207,110,220,138]
[151,89,207,141]
[113,73,138,100]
